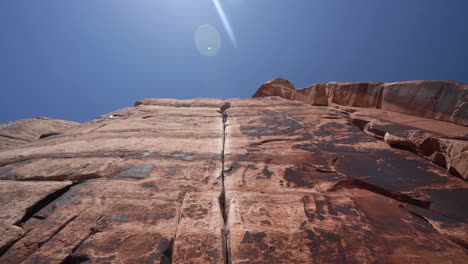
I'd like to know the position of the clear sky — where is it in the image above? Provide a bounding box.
[1,0,467,122]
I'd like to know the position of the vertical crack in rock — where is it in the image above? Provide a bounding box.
[164,191,186,264]
[160,238,175,264]
[218,102,231,264]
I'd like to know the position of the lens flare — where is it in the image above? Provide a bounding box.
[213,0,237,48]
[194,24,221,56]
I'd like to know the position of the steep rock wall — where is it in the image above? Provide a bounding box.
[0,96,466,263]
[253,78,468,126]
[253,78,468,180]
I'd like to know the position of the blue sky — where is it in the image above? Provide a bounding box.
[1,0,467,122]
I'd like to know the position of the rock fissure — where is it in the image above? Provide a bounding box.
[1,83,467,263]
[39,132,62,139]
[330,179,431,209]
[163,191,186,264]
[161,238,175,264]
[37,214,79,250]
[23,173,103,183]
[0,227,28,258]
[0,134,30,141]
[60,216,105,264]
[399,205,468,250]
[0,182,81,261]
[16,183,74,226]
[12,214,80,263]
[218,102,231,264]
[250,138,301,147]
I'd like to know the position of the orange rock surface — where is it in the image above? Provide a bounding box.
[0,80,466,263]
[0,118,78,151]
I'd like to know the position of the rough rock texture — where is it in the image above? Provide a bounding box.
[224,98,467,263]
[254,78,468,180]
[252,78,296,99]
[0,117,78,151]
[346,107,468,180]
[0,87,467,263]
[253,78,468,126]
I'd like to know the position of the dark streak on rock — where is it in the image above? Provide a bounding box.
[60,216,106,264]
[39,132,61,139]
[16,184,74,226]
[331,179,431,209]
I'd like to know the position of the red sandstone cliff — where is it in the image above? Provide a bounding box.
[0,118,78,151]
[0,80,466,263]
[254,78,468,126]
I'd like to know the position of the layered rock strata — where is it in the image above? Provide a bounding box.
[0,118,78,151]
[254,78,468,180]
[253,78,467,126]
[0,89,466,263]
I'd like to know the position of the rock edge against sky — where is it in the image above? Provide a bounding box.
[0,79,466,263]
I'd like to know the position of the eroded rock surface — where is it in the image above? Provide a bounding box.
[254,78,468,180]
[0,89,466,263]
[253,78,468,126]
[224,98,467,263]
[0,118,78,151]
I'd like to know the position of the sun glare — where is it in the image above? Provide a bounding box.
[213,0,237,48]
[194,24,221,56]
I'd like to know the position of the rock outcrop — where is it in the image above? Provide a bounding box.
[0,118,78,151]
[254,79,468,126]
[254,78,468,180]
[0,82,466,263]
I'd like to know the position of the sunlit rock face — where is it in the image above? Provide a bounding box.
[0,81,467,263]
[254,79,468,126]
[0,118,78,151]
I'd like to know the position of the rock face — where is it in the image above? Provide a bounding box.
[0,83,467,263]
[0,117,78,151]
[254,79,468,126]
[254,78,468,180]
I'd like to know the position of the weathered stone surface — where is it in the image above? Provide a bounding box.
[223,98,467,263]
[0,89,467,263]
[339,107,468,179]
[452,102,468,126]
[327,81,384,108]
[0,99,226,263]
[382,80,467,124]
[254,78,468,181]
[252,78,296,99]
[254,78,468,126]
[0,118,78,151]
[0,180,72,254]
[295,83,329,106]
